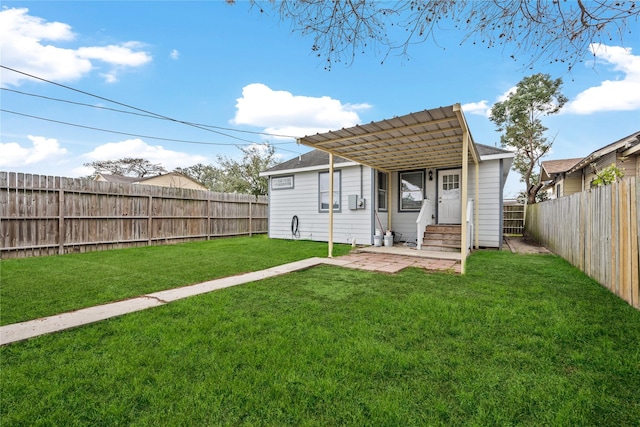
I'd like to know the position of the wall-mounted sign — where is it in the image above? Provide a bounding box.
[271,175,294,190]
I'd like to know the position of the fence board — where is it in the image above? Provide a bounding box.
[526,176,639,309]
[0,172,268,259]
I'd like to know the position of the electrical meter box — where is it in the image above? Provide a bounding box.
[348,195,365,210]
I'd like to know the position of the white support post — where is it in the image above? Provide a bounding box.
[461,133,469,274]
[475,160,479,249]
[328,153,334,258]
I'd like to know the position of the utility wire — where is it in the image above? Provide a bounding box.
[1,109,243,146]
[0,108,304,155]
[0,65,300,143]
[1,87,299,141]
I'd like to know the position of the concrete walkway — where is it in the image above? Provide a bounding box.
[0,251,463,346]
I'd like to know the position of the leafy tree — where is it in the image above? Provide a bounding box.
[178,144,277,196]
[229,1,639,70]
[216,144,277,196]
[174,163,223,190]
[84,158,167,178]
[591,163,625,186]
[489,73,568,204]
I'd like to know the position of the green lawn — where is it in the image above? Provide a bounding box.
[0,235,351,325]
[2,246,639,425]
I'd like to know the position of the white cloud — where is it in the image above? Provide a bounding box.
[461,100,490,117]
[231,83,371,138]
[565,43,640,114]
[0,8,151,86]
[77,43,151,67]
[0,135,68,167]
[82,139,208,171]
[170,49,180,60]
[463,86,517,117]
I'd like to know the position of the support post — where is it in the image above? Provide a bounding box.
[328,153,334,258]
[387,171,392,232]
[475,160,479,249]
[461,133,469,274]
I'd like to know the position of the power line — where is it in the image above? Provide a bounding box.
[1,87,299,141]
[0,65,300,143]
[0,108,304,155]
[2,108,258,147]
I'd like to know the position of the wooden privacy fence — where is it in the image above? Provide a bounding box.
[526,176,639,309]
[0,172,268,259]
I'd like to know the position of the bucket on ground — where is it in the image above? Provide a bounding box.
[373,235,382,247]
[384,234,393,247]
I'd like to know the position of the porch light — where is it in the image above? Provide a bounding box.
[428,170,433,181]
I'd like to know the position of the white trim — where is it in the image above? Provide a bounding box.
[480,153,515,161]
[260,162,360,177]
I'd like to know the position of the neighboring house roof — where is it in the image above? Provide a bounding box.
[566,130,640,175]
[263,143,513,176]
[95,174,139,184]
[540,130,640,183]
[95,172,207,190]
[540,158,583,181]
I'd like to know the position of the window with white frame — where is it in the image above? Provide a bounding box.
[377,171,388,211]
[319,170,341,212]
[399,170,424,211]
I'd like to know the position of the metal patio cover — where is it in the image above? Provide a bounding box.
[297,103,479,171]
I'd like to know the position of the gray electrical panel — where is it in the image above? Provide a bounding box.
[348,195,365,210]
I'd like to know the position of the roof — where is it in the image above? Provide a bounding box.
[297,104,480,172]
[475,143,513,157]
[264,150,352,173]
[96,174,140,184]
[265,142,512,175]
[567,130,640,174]
[96,172,203,186]
[540,158,583,181]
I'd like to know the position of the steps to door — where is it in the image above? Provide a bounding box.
[422,224,462,253]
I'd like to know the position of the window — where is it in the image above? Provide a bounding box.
[399,171,424,211]
[442,173,460,191]
[377,171,388,211]
[319,170,341,212]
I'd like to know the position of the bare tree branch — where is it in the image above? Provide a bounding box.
[229,0,639,70]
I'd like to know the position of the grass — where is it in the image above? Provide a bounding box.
[2,247,639,425]
[0,235,351,325]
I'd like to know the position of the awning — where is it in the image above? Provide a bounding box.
[298,104,479,171]
[296,103,480,274]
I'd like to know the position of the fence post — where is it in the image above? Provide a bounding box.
[58,189,65,255]
[249,201,252,237]
[147,195,153,245]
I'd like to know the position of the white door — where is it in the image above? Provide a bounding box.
[438,169,461,224]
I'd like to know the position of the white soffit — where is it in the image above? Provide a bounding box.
[297,104,479,172]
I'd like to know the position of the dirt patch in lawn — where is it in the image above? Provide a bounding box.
[504,236,552,255]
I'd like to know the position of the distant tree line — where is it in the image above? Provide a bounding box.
[84,144,277,196]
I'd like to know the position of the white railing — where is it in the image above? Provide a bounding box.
[466,198,474,253]
[416,198,434,250]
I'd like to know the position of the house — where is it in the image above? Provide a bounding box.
[95,172,208,191]
[261,105,515,272]
[541,130,640,198]
[539,158,583,199]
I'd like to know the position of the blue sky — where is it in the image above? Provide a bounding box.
[1,2,639,197]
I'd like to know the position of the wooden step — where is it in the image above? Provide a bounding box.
[426,224,461,233]
[423,224,462,252]
[421,244,461,253]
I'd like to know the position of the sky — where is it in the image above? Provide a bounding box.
[1,1,639,198]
